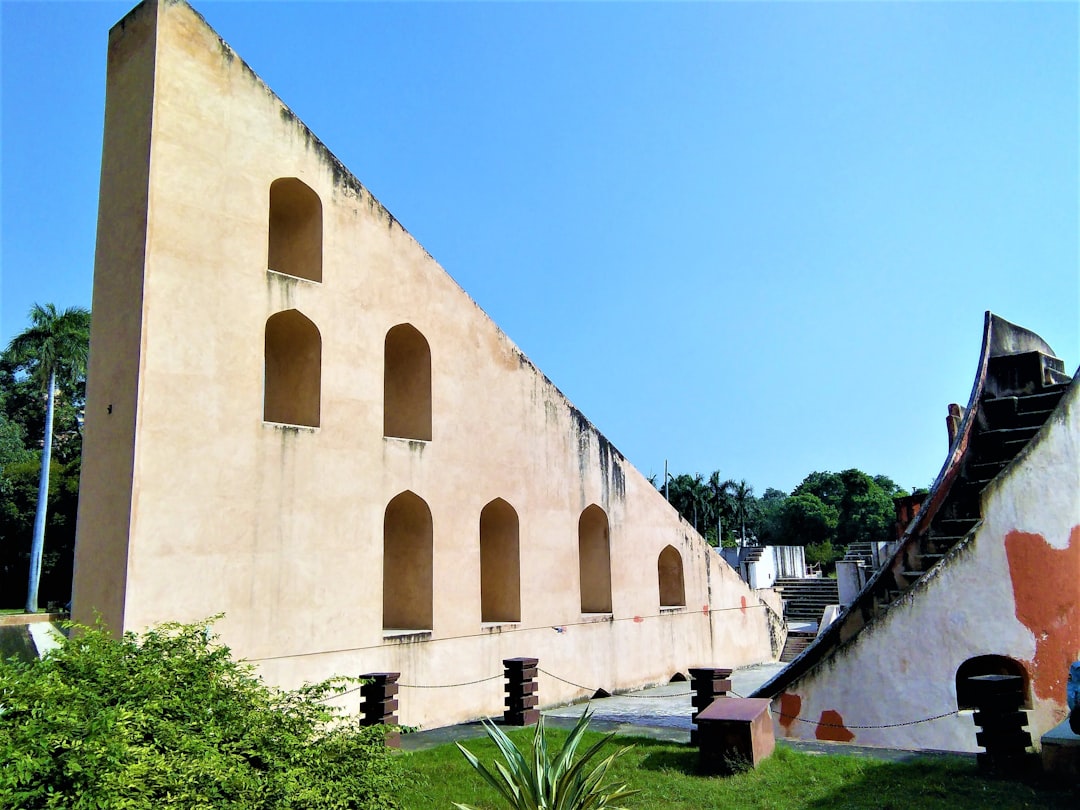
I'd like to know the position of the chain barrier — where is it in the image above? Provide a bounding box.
[539,667,689,699]
[399,674,504,689]
[248,603,765,663]
[315,673,503,703]
[726,688,959,729]
[322,671,961,729]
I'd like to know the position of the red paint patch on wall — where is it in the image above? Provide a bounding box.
[1005,525,1080,704]
[815,709,855,743]
[632,615,643,623]
[702,605,710,615]
[740,596,748,614]
[777,692,801,734]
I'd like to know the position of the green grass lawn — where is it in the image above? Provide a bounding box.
[398,727,1077,809]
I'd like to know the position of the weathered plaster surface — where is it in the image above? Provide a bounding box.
[73,0,775,729]
[770,376,1078,751]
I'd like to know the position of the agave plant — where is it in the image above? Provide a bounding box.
[454,710,639,810]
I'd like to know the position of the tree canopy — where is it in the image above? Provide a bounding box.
[657,467,906,569]
[1,304,90,610]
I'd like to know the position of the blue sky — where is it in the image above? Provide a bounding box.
[2,1,1077,496]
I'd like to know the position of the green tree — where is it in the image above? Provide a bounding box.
[3,304,90,612]
[0,619,404,808]
[834,468,898,549]
[730,479,755,545]
[792,471,845,511]
[706,471,736,546]
[777,493,839,547]
[750,487,788,546]
[666,473,709,535]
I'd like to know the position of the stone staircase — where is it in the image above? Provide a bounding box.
[779,630,817,663]
[774,577,839,623]
[743,546,767,566]
[873,351,1071,619]
[842,541,875,568]
[752,314,1076,701]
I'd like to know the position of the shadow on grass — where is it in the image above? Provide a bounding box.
[629,736,1079,810]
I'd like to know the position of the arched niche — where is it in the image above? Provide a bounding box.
[264,309,321,427]
[480,498,521,623]
[383,491,433,632]
[578,504,612,614]
[268,177,322,282]
[955,655,1031,710]
[658,545,685,607]
[384,323,432,441]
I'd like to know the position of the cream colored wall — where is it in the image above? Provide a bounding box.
[769,377,1079,751]
[73,0,776,729]
[71,0,160,631]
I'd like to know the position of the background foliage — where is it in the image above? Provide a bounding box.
[656,467,909,572]
[0,308,88,609]
[0,620,405,809]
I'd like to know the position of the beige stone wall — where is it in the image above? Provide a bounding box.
[768,376,1079,751]
[73,0,775,729]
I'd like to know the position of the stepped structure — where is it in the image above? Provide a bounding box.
[773,577,839,623]
[753,313,1078,751]
[71,0,778,730]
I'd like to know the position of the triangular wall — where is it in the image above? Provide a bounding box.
[73,0,779,728]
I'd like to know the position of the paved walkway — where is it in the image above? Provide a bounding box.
[398,661,972,763]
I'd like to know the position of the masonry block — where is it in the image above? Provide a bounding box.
[696,697,775,775]
[504,657,540,726]
[359,672,401,747]
[688,666,732,745]
[968,674,1034,776]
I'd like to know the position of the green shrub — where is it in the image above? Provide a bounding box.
[454,710,638,810]
[0,619,403,809]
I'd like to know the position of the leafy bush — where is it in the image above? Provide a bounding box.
[0,619,404,808]
[454,710,638,810]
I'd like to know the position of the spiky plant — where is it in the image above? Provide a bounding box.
[454,710,639,810]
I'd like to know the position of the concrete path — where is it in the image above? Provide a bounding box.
[398,660,973,764]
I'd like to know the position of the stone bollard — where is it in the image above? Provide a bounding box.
[968,673,1033,776]
[359,672,401,747]
[688,667,732,745]
[503,657,540,726]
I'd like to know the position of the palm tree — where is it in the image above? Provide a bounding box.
[707,471,735,546]
[5,303,91,612]
[731,479,755,546]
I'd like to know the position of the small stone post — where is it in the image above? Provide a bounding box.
[688,667,732,745]
[968,673,1033,775]
[359,672,401,747]
[503,657,540,726]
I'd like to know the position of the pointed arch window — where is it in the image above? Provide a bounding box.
[480,499,521,623]
[383,491,433,633]
[658,545,685,608]
[268,177,322,282]
[384,324,432,441]
[263,309,321,427]
[578,505,612,614]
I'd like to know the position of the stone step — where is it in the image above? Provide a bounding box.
[779,631,816,663]
[930,518,979,537]
[1014,386,1068,413]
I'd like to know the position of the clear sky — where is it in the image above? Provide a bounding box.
[2,1,1077,496]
